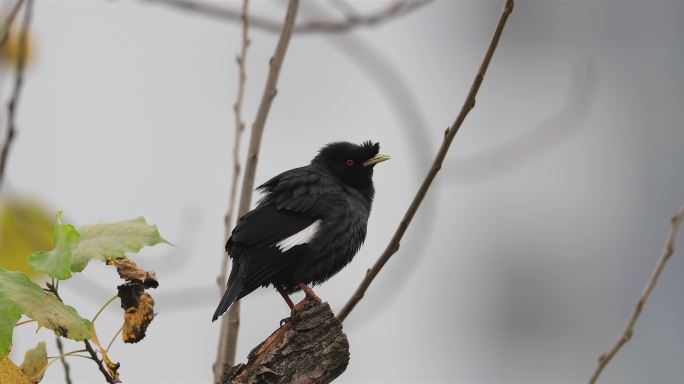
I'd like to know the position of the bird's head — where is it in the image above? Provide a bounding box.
[312,141,390,192]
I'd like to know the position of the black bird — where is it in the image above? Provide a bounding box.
[213,141,389,321]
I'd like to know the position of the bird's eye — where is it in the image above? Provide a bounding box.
[346,159,354,166]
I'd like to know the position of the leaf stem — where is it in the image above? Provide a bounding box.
[14,319,37,327]
[91,295,119,323]
[106,324,124,353]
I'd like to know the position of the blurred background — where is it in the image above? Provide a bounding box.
[1,0,684,382]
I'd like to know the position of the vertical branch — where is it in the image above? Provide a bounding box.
[214,0,250,382]
[587,201,684,384]
[337,0,514,323]
[218,0,250,296]
[214,0,300,381]
[55,337,73,384]
[0,0,32,191]
[0,0,25,48]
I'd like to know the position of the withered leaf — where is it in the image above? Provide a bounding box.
[107,258,158,289]
[89,333,121,383]
[0,357,31,384]
[122,293,154,344]
[109,257,157,344]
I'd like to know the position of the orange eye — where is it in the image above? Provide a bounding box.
[346,159,354,166]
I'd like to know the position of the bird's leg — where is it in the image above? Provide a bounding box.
[276,286,295,310]
[299,283,322,303]
[293,283,323,311]
[276,286,295,327]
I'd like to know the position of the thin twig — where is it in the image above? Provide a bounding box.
[142,0,430,34]
[55,337,73,384]
[84,339,117,384]
[218,0,250,293]
[0,0,31,191]
[215,1,250,380]
[91,295,119,323]
[106,324,124,353]
[337,0,514,322]
[588,201,684,384]
[214,0,300,380]
[0,0,25,48]
[14,318,36,327]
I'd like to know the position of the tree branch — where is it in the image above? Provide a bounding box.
[215,1,250,380]
[0,0,32,192]
[55,336,73,384]
[0,0,25,49]
[587,201,684,383]
[215,0,300,380]
[141,0,430,34]
[223,300,349,384]
[336,0,514,323]
[83,339,117,384]
[218,0,250,292]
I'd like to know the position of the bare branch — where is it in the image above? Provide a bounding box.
[214,3,251,381]
[0,0,31,191]
[215,0,300,379]
[55,337,73,384]
[214,2,250,380]
[0,0,25,49]
[218,0,250,292]
[83,339,117,384]
[142,0,430,34]
[337,0,514,323]
[588,201,684,383]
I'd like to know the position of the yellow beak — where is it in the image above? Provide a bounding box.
[363,153,390,167]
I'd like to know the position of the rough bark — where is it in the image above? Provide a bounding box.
[223,300,349,384]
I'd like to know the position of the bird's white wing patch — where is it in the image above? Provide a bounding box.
[275,219,321,252]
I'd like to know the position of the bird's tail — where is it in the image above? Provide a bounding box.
[212,262,244,322]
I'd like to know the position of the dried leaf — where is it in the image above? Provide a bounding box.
[0,357,31,384]
[19,342,46,384]
[89,332,120,382]
[109,257,158,344]
[122,293,155,344]
[107,258,158,289]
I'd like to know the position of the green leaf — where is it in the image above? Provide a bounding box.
[19,342,46,384]
[25,212,80,280]
[70,217,169,273]
[0,269,94,347]
[0,298,21,358]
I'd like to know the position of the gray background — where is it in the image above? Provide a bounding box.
[3,0,684,382]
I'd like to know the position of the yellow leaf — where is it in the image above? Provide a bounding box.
[0,199,54,277]
[0,357,31,384]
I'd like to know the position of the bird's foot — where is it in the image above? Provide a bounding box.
[298,283,323,304]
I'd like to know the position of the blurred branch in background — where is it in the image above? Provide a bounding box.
[142,0,431,34]
[446,60,596,183]
[0,0,31,192]
[214,0,300,381]
[0,0,24,49]
[215,0,251,381]
[337,0,515,322]
[588,201,684,384]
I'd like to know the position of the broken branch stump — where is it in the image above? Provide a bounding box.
[223,300,349,384]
